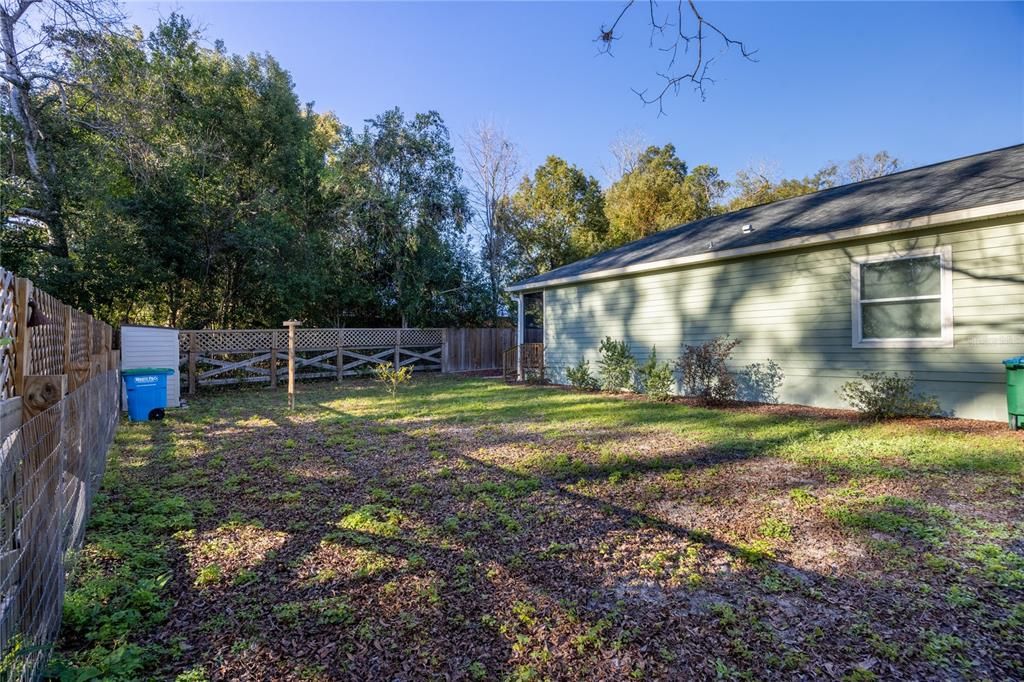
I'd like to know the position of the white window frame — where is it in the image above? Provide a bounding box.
[850,246,954,349]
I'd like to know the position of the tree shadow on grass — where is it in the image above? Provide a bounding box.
[57,380,1024,681]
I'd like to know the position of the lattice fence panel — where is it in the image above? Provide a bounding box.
[296,328,339,350]
[400,329,443,346]
[193,330,273,353]
[342,328,400,347]
[29,288,67,378]
[0,269,16,400]
[68,309,90,368]
[90,317,104,355]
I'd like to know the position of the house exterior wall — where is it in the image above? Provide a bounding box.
[542,216,1024,420]
[120,326,181,409]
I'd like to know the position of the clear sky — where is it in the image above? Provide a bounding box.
[123,1,1024,185]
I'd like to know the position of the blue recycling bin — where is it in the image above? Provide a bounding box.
[122,368,173,422]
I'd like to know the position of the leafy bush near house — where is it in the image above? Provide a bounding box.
[839,371,939,419]
[676,336,741,401]
[597,337,637,392]
[637,347,675,401]
[738,360,785,404]
[566,358,599,391]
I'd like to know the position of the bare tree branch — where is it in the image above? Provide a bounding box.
[597,0,757,115]
[461,121,520,322]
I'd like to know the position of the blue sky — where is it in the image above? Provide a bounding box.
[124,1,1023,186]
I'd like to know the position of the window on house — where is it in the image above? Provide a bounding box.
[851,247,953,348]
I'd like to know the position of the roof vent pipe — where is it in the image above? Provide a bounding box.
[741,224,754,234]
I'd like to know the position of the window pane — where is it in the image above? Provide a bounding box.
[862,300,941,339]
[861,256,941,300]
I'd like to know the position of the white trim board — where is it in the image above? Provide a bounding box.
[506,198,1024,293]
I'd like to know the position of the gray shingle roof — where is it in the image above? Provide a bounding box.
[510,144,1024,290]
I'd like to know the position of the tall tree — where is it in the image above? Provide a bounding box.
[726,151,902,211]
[1,0,123,261]
[604,143,725,245]
[462,121,519,323]
[328,108,472,327]
[508,156,608,276]
[842,151,901,183]
[726,162,838,211]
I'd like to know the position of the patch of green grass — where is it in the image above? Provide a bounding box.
[825,496,953,545]
[788,487,816,507]
[334,504,403,538]
[966,543,1024,588]
[758,517,793,541]
[735,539,775,564]
[921,631,966,666]
[194,564,222,587]
[275,596,353,626]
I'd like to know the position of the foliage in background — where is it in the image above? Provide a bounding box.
[507,156,608,277]
[737,359,785,404]
[0,4,905,329]
[597,337,637,392]
[839,371,940,419]
[677,336,741,402]
[566,357,599,391]
[604,144,726,246]
[373,363,415,399]
[1,14,487,330]
[636,346,675,401]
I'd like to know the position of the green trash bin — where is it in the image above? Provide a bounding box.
[1003,356,1024,430]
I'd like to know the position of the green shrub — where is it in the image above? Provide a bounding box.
[566,358,599,391]
[676,336,740,401]
[597,337,637,392]
[839,371,939,419]
[637,347,675,401]
[374,362,414,398]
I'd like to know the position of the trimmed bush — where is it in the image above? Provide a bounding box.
[566,358,599,391]
[637,347,675,401]
[676,336,740,401]
[597,337,637,392]
[839,371,939,419]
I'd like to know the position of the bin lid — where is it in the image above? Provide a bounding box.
[1002,356,1024,368]
[122,367,175,376]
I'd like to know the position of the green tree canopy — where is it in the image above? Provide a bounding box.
[508,156,608,276]
[604,144,726,246]
[326,108,481,327]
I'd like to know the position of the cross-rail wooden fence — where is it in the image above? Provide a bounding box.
[0,268,119,681]
[179,327,516,392]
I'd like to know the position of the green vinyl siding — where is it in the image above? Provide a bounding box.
[541,215,1024,420]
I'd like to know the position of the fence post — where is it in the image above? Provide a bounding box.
[342,329,350,378]
[284,320,300,409]
[394,329,401,369]
[269,330,278,389]
[188,331,197,395]
[13,278,33,397]
[441,328,449,374]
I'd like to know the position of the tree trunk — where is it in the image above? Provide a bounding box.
[0,6,71,259]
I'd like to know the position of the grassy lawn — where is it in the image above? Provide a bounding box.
[53,376,1024,681]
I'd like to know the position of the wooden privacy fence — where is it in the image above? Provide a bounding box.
[0,268,120,680]
[180,327,517,392]
[443,328,515,373]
